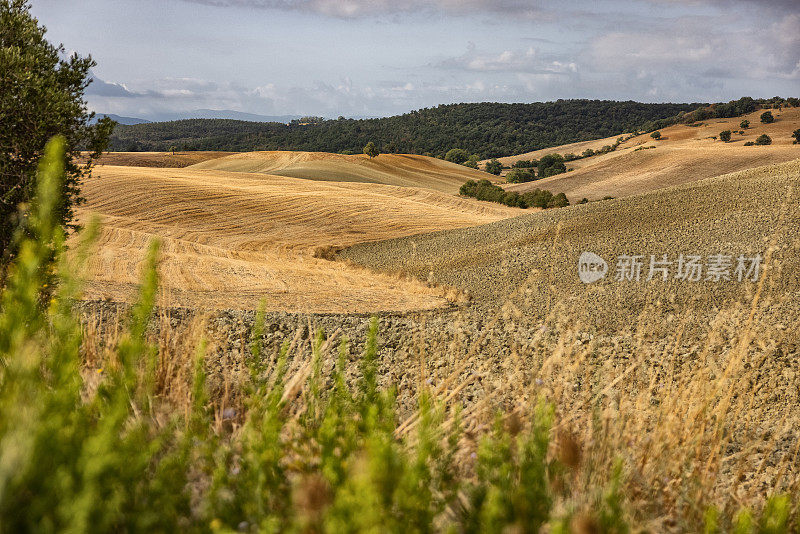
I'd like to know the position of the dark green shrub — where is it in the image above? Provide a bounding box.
[506,168,536,184]
[792,129,800,144]
[760,111,774,124]
[538,154,566,178]
[650,131,662,140]
[582,149,595,158]
[512,159,536,169]
[445,148,470,164]
[744,141,755,146]
[484,159,503,175]
[755,134,772,145]
[740,119,750,129]
[719,130,732,142]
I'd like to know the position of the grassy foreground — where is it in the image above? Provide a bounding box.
[0,138,797,532]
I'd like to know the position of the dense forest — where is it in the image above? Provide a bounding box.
[109,100,701,158]
[108,97,797,158]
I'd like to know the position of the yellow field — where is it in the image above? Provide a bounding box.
[75,165,519,312]
[189,151,496,193]
[505,107,800,200]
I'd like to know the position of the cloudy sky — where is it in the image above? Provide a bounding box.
[30,0,800,120]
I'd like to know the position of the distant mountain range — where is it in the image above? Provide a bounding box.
[94,114,152,125]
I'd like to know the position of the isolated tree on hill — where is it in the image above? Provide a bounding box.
[755,134,772,145]
[169,145,177,155]
[740,119,750,129]
[0,0,113,265]
[760,111,774,124]
[445,148,470,165]
[650,131,662,140]
[719,130,732,142]
[792,129,800,144]
[363,141,379,159]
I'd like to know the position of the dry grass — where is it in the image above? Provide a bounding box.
[504,107,800,201]
[75,269,800,530]
[189,151,499,194]
[343,157,800,330]
[73,165,519,312]
[78,151,235,168]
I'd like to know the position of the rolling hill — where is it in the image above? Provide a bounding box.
[188,151,496,193]
[342,157,800,331]
[73,165,519,312]
[503,107,800,201]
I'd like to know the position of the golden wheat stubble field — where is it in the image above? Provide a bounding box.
[504,107,800,201]
[188,150,497,194]
[74,163,519,312]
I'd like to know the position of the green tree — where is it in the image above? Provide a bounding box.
[755,134,772,145]
[650,131,662,140]
[792,129,800,144]
[445,148,470,165]
[484,159,502,175]
[505,168,536,184]
[0,0,112,265]
[537,153,566,177]
[740,119,750,129]
[463,154,481,169]
[760,111,774,124]
[169,145,177,155]
[719,130,732,142]
[363,141,379,159]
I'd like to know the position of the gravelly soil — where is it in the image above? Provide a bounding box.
[341,158,800,332]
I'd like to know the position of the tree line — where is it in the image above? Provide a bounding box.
[109,100,703,158]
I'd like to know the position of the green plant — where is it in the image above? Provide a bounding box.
[484,158,503,175]
[755,134,772,145]
[650,130,662,140]
[506,168,536,184]
[445,148,470,164]
[363,141,379,159]
[719,130,732,142]
[760,111,774,124]
[0,0,113,264]
[740,119,750,129]
[792,129,800,144]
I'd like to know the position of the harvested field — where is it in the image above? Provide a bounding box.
[79,151,235,168]
[342,158,800,331]
[74,165,519,312]
[502,107,800,201]
[189,151,497,194]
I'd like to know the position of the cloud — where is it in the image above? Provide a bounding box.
[438,44,578,75]
[178,0,547,18]
[588,13,800,82]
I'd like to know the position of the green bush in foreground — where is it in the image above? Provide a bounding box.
[0,137,795,532]
[0,137,597,533]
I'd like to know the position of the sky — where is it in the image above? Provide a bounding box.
[30,0,800,120]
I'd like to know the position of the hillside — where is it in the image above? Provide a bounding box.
[82,151,235,168]
[108,100,700,157]
[188,151,496,193]
[73,166,519,312]
[503,107,800,200]
[342,157,800,331]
